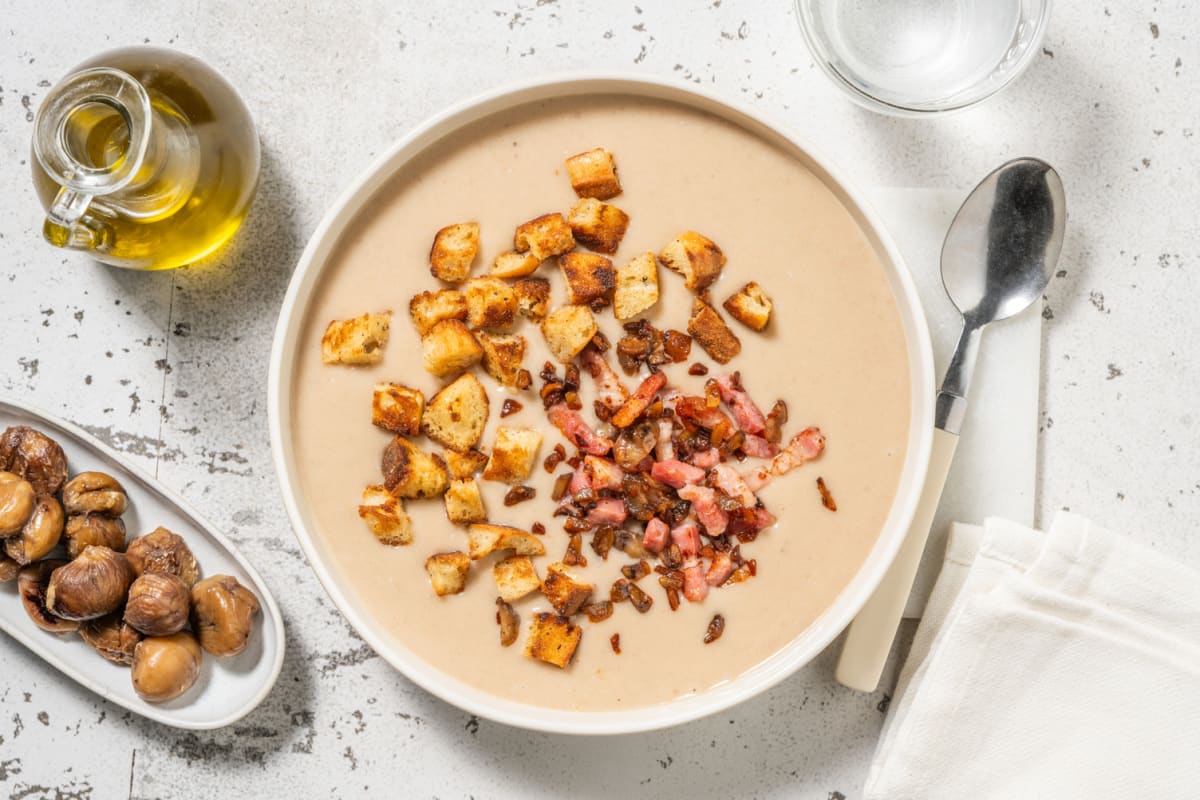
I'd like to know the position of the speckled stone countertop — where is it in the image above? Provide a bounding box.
[1,2,1197,798]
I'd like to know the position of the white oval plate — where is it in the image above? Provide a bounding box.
[269,73,934,734]
[0,397,285,730]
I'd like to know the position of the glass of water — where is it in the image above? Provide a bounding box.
[795,0,1052,116]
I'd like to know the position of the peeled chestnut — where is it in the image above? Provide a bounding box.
[18,560,79,633]
[0,472,35,536]
[63,514,126,559]
[125,527,200,586]
[62,472,127,517]
[124,572,191,636]
[3,494,64,565]
[45,546,135,621]
[190,575,260,657]
[0,426,68,496]
[80,613,143,665]
[131,632,202,702]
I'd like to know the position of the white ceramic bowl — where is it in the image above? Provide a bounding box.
[268,74,934,734]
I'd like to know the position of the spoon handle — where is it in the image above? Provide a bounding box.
[835,427,959,692]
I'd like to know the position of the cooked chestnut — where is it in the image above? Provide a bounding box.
[124,572,190,636]
[125,527,200,586]
[45,546,135,621]
[190,575,259,657]
[0,472,35,536]
[18,560,79,633]
[80,613,143,665]
[0,426,68,496]
[62,471,127,517]
[63,514,126,559]
[3,494,64,565]
[0,554,20,582]
[131,632,202,702]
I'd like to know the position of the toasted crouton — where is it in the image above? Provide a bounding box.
[321,312,391,365]
[491,250,542,279]
[514,278,551,322]
[541,305,598,363]
[467,523,547,560]
[613,252,660,320]
[430,222,480,283]
[481,427,543,484]
[723,281,774,331]
[444,478,487,525]
[381,437,448,499]
[445,449,489,479]
[421,319,483,378]
[514,213,575,262]
[493,555,541,602]
[409,290,467,336]
[525,612,582,668]
[425,551,470,596]
[475,331,527,387]
[687,296,742,364]
[371,383,424,435]
[540,562,594,616]
[559,252,616,308]
[464,277,518,329]
[422,372,488,453]
[567,197,630,254]
[565,148,621,200]
[357,485,413,546]
[659,231,726,292]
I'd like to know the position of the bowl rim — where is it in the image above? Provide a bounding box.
[267,71,935,735]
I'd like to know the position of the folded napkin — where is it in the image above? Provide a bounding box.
[865,512,1200,799]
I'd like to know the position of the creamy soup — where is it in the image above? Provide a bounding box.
[289,96,910,711]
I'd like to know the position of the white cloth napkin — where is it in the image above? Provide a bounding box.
[865,512,1200,799]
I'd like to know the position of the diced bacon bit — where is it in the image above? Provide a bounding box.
[676,484,729,536]
[587,497,628,526]
[548,403,614,456]
[763,400,787,445]
[611,371,668,428]
[711,463,757,508]
[655,419,675,461]
[650,458,706,489]
[703,613,725,643]
[816,477,838,511]
[740,433,778,459]
[689,447,720,469]
[642,517,670,554]
[580,347,630,411]
[714,373,767,435]
[674,395,735,432]
[705,551,734,586]
[610,633,621,654]
[669,520,702,560]
[583,455,625,490]
[746,427,826,489]
[568,464,590,495]
[682,563,710,602]
[532,522,546,535]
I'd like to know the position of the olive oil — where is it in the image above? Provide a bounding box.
[32,47,260,270]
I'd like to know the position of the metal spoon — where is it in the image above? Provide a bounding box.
[836,158,1066,692]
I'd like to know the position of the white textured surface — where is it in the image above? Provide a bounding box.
[0,2,1197,798]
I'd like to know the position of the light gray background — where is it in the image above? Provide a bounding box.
[1,2,1196,798]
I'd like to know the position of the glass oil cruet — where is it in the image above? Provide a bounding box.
[31,46,260,270]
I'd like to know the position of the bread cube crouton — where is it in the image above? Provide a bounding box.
[567,197,630,255]
[475,331,527,387]
[421,319,483,378]
[425,551,471,597]
[491,250,542,279]
[409,290,467,336]
[723,281,774,331]
[540,562,594,616]
[444,478,487,525]
[381,437,448,499]
[430,222,480,283]
[464,277,518,329]
[565,148,622,200]
[445,449,489,479]
[559,252,616,308]
[541,305,598,363]
[514,278,551,322]
[467,523,547,560]
[493,555,541,602]
[513,213,575,262]
[481,427,543,484]
[659,231,726,292]
[357,485,413,546]
[371,383,425,435]
[321,312,391,365]
[687,296,742,364]
[525,612,582,668]
[613,252,660,320]
[422,372,489,453]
